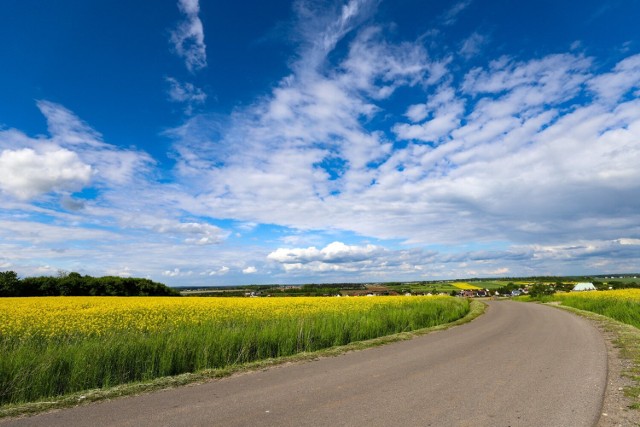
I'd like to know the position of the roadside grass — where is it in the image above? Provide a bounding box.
[0,299,484,419]
[548,290,640,329]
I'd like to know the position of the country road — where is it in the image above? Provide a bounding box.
[2,301,608,427]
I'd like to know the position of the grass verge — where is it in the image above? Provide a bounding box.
[0,300,485,419]
[546,303,640,411]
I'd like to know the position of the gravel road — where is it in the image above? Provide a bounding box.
[2,301,608,427]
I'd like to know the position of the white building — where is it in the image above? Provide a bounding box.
[572,282,596,291]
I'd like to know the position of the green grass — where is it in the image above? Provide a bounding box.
[0,297,470,408]
[385,281,505,294]
[533,292,640,329]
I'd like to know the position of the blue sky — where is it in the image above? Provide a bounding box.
[1,0,640,286]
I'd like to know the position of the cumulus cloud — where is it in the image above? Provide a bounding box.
[265,238,640,280]
[170,0,207,72]
[0,101,154,200]
[0,148,92,199]
[268,242,388,273]
[242,266,257,274]
[268,241,381,264]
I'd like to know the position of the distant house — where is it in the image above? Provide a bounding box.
[572,282,596,292]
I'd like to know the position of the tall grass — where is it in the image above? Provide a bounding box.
[0,296,468,405]
[550,289,640,329]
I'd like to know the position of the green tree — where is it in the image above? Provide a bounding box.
[528,283,556,299]
[0,271,20,296]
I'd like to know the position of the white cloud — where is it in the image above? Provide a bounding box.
[37,100,105,148]
[588,53,640,101]
[170,0,207,72]
[339,26,432,99]
[618,238,640,246]
[166,77,207,114]
[155,221,229,245]
[459,32,486,59]
[167,1,435,222]
[268,242,385,273]
[208,266,229,276]
[293,0,378,67]
[0,148,92,199]
[404,103,429,123]
[107,266,133,278]
[394,85,464,142]
[4,1,640,285]
[0,102,154,200]
[441,0,473,26]
[163,268,181,277]
[0,219,119,245]
[40,101,153,187]
[155,0,640,268]
[268,241,381,264]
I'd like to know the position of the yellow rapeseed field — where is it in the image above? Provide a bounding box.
[549,289,640,330]
[452,282,482,290]
[0,295,469,405]
[555,288,640,302]
[0,295,453,340]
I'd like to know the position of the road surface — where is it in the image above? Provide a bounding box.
[2,301,608,427]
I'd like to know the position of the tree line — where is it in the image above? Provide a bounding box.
[0,271,180,297]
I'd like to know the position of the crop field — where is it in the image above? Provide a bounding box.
[548,289,640,329]
[451,282,482,290]
[0,296,469,406]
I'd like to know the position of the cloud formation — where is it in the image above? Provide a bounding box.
[166,77,207,114]
[170,0,207,72]
[3,0,640,285]
[0,148,92,199]
[0,101,153,199]
[167,0,640,255]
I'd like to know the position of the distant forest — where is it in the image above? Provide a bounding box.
[0,271,179,297]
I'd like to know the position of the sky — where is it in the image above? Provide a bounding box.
[1,0,640,286]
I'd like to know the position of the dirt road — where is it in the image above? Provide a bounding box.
[3,301,608,426]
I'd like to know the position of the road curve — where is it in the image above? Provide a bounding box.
[2,301,608,427]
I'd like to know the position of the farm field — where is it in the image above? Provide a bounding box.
[451,282,482,290]
[0,296,469,406]
[384,281,504,294]
[544,289,640,329]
